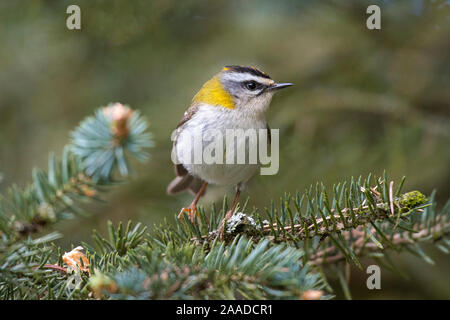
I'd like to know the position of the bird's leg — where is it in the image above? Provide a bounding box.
[219,186,241,240]
[178,182,208,223]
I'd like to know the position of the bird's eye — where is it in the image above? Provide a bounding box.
[244,81,258,91]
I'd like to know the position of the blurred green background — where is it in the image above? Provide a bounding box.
[0,0,449,299]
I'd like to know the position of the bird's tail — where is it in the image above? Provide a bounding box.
[167,175,205,196]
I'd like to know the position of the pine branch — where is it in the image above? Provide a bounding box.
[154,174,448,272]
[3,181,447,299]
[88,236,329,300]
[71,103,153,181]
[308,214,448,266]
[182,179,428,243]
[0,103,152,299]
[256,190,428,241]
[33,182,447,300]
[0,103,152,240]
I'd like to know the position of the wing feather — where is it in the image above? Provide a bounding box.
[167,105,205,195]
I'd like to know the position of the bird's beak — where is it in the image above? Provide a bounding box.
[268,83,294,91]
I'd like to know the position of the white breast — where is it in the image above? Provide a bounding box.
[175,104,267,186]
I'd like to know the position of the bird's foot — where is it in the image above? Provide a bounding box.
[177,204,199,223]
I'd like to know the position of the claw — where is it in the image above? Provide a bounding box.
[177,205,199,223]
[177,182,208,224]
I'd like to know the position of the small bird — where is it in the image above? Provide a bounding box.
[167,65,292,237]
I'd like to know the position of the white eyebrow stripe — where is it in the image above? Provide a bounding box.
[222,72,274,86]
